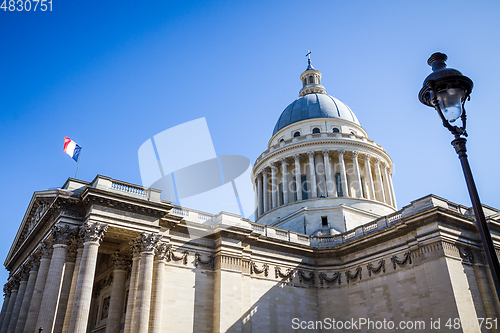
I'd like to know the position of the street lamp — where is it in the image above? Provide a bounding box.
[419,52,500,301]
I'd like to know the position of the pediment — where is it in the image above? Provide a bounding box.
[4,193,57,268]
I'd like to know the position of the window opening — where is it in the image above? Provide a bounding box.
[335,173,343,197]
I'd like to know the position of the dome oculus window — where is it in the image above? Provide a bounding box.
[279,138,284,142]
[293,131,301,138]
[332,128,340,133]
[312,127,320,134]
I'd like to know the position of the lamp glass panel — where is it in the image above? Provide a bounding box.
[436,88,465,123]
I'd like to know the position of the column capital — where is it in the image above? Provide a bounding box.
[362,153,372,162]
[322,149,330,156]
[3,283,11,297]
[279,157,288,164]
[307,151,315,158]
[9,276,20,291]
[111,252,130,270]
[154,242,169,261]
[52,224,75,246]
[337,150,345,157]
[20,266,30,282]
[269,162,277,171]
[137,232,162,253]
[352,151,359,158]
[374,158,381,165]
[27,253,40,272]
[80,221,108,244]
[40,240,53,259]
[293,153,301,161]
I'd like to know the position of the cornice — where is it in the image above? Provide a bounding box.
[253,138,392,177]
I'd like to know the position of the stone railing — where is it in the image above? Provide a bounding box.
[91,176,162,202]
[170,206,215,223]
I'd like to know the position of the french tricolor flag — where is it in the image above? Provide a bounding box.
[63,137,82,162]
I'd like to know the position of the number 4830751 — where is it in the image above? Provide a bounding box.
[1,0,53,11]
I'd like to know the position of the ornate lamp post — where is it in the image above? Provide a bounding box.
[419,52,500,301]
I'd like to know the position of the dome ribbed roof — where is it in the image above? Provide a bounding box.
[272,93,360,135]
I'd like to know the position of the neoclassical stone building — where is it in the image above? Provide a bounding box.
[1,61,499,333]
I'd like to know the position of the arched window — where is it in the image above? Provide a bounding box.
[332,128,340,133]
[309,76,314,84]
[303,79,307,86]
[294,131,301,138]
[312,128,320,134]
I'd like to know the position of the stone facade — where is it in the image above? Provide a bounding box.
[1,62,499,333]
[0,175,498,332]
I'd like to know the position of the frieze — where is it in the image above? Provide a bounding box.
[391,251,412,270]
[274,266,294,282]
[345,267,362,284]
[318,272,341,286]
[195,253,214,270]
[85,195,166,218]
[59,206,85,220]
[249,261,269,277]
[166,245,189,265]
[297,270,315,284]
[367,259,385,277]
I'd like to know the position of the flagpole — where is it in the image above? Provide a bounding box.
[75,148,81,178]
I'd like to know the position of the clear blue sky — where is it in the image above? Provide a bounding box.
[1,0,499,282]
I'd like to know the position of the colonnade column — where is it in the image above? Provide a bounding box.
[387,167,397,208]
[0,287,11,329]
[68,221,108,333]
[7,271,28,333]
[281,159,288,205]
[36,225,73,332]
[323,150,334,197]
[53,242,78,333]
[374,159,386,203]
[256,174,263,218]
[149,243,167,333]
[1,279,19,333]
[294,154,302,201]
[24,241,52,333]
[363,155,375,200]
[123,240,141,333]
[337,150,349,197]
[270,163,277,209]
[133,233,161,333]
[307,152,318,199]
[15,255,39,333]
[383,165,395,207]
[106,252,128,333]
[262,171,268,213]
[62,239,83,333]
[352,151,363,198]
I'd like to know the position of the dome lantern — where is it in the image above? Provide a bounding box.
[299,51,327,97]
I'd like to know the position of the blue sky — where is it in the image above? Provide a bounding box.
[1,0,500,282]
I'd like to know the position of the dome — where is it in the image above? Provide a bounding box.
[272,93,360,135]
